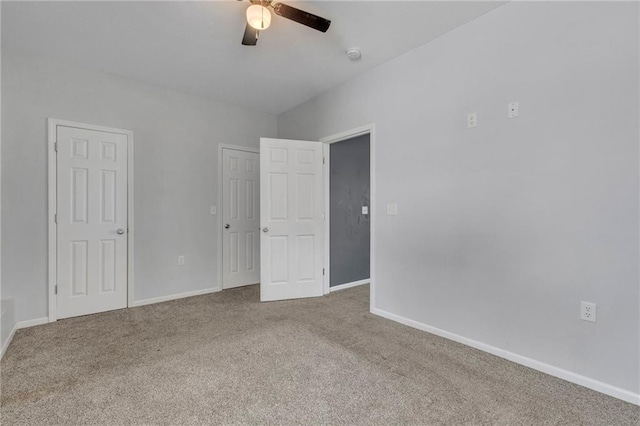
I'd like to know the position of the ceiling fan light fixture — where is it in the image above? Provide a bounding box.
[246,5,272,31]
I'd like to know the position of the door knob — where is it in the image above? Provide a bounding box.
[117,228,126,235]
[224,224,230,229]
[262,227,269,233]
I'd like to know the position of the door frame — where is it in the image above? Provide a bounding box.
[217,144,260,290]
[320,124,375,308]
[47,118,135,322]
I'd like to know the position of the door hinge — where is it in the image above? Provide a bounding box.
[54,142,58,152]
[323,268,325,275]
[54,285,58,295]
[323,157,325,164]
[54,213,57,224]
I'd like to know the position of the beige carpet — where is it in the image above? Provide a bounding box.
[1,285,638,425]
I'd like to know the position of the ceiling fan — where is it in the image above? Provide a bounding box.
[238,0,331,46]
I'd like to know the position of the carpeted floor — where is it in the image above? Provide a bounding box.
[1,285,638,425]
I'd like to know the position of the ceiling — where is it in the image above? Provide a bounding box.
[2,1,504,115]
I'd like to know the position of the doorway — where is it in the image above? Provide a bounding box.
[220,146,260,289]
[48,119,134,321]
[257,124,375,304]
[327,134,371,291]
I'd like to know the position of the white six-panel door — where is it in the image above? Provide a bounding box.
[260,138,324,302]
[222,148,260,289]
[56,125,128,319]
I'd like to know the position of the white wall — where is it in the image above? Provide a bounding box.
[0,2,13,356]
[278,2,639,398]
[1,52,277,322]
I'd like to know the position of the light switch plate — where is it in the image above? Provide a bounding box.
[467,112,477,128]
[210,206,217,215]
[387,203,398,216]
[362,206,368,215]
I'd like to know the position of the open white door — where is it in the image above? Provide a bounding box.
[260,138,324,302]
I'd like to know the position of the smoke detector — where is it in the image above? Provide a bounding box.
[346,48,361,61]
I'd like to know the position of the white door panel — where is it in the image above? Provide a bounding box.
[222,149,260,289]
[56,126,128,319]
[260,138,324,302]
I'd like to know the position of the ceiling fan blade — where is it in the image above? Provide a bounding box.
[272,3,331,33]
[242,24,259,46]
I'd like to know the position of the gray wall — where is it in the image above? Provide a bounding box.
[330,134,370,287]
[1,52,277,322]
[0,2,6,355]
[278,2,639,395]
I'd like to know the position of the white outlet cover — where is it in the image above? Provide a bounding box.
[387,203,398,216]
[467,112,477,128]
[178,255,185,266]
[362,206,369,215]
[580,301,596,322]
[508,101,520,118]
[210,206,217,215]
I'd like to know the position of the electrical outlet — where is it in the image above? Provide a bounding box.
[467,112,477,128]
[508,101,520,118]
[178,255,185,266]
[210,206,217,215]
[386,203,398,216]
[580,301,596,322]
[362,206,369,215]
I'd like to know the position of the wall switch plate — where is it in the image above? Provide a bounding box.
[467,112,478,128]
[178,255,185,266]
[580,301,596,322]
[386,203,398,216]
[508,101,519,118]
[210,206,217,215]
[362,206,369,215]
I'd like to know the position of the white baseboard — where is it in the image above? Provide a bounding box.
[330,279,370,292]
[17,317,49,329]
[1,323,17,360]
[2,316,50,359]
[1,289,220,358]
[131,287,221,307]
[371,307,640,406]
[223,282,259,290]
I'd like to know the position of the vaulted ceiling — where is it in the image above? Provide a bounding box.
[2,1,504,114]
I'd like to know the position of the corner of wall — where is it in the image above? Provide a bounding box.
[1,298,17,359]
